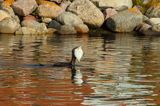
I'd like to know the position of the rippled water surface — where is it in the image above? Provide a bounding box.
[0,33,160,106]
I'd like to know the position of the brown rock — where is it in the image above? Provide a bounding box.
[37,2,63,18]
[74,24,89,33]
[12,0,38,16]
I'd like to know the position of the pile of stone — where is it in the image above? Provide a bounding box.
[0,0,160,35]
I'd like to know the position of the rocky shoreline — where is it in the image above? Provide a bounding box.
[0,0,160,35]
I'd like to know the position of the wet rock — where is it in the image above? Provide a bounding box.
[91,0,133,8]
[58,25,77,35]
[74,24,89,33]
[36,1,63,18]
[12,0,38,16]
[103,8,118,20]
[0,10,11,21]
[106,7,143,32]
[0,17,20,33]
[48,20,61,30]
[68,0,104,27]
[56,12,83,26]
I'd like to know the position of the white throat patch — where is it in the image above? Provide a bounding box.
[74,46,83,62]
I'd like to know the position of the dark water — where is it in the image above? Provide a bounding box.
[0,33,160,106]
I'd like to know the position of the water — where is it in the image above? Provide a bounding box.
[0,33,160,106]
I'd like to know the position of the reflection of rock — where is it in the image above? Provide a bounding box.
[71,67,83,86]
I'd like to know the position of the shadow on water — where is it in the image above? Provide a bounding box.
[0,33,160,106]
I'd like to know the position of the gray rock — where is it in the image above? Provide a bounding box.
[58,25,77,34]
[106,7,143,32]
[12,0,38,16]
[68,0,104,27]
[91,0,132,8]
[56,12,83,26]
[0,18,20,34]
[48,20,62,30]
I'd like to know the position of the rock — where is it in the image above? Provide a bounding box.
[0,2,15,16]
[58,25,77,35]
[106,7,143,32]
[0,10,11,21]
[91,0,133,8]
[148,18,160,25]
[103,8,118,20]
[4,0,14,6]
[56,12,83,26]
[74,24,89,33]
[60,0,71,11]
[12,0,38,16]
[48,20,61,30]
[50,0,62,4]
[21,19,48,32]
[145,6,160,18]
[16,27,56,35]
[0,18,20,33]
[37,2,63,18]
[152,24,160,32]
[42,17,52,24]
[68,0,104,27]
[23,15,36,21]
[135,22,152,32]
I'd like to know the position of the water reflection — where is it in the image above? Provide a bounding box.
[0,33,160,106]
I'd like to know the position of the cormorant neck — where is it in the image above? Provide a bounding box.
[70,55,76,66]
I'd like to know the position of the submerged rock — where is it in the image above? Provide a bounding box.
[68,0,104,27]
[106,7,143,32]
[0,17,20,33]
[12,0,38,16]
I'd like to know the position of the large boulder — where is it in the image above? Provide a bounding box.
[106,7,143,32]
[148,18,160,25]
[74,24,89,33]
[36,1,63,18]
[12,0,38,16]
[0,18,20,33]
[0,10,11,21]
[145,5,160,18]
[56,12,83,26]
[103,8,118,20]
[68,0,104,27]
[91,0,133,8]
